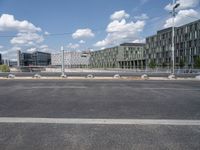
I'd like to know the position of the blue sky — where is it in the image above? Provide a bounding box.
[0,0,200,60]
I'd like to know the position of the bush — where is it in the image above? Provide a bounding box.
[194,57,200,69]
[149,60,156,69]
[0,64,10,72]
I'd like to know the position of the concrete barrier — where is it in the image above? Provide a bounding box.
[195,75,200,80]
[168,74,176,79]
[7,74,15,79]
[34,74,41,79]
[141,74,149,80]
[113,74,121,79]
[61,74,67,78]
[87,74,94,79]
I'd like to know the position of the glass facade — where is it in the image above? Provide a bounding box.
[18,51,51,66]
[0,53,2,65]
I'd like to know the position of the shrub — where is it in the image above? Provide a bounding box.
[0,64,10,72]
[149,60,156,69]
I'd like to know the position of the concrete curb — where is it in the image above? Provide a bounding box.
[0,76,200,81]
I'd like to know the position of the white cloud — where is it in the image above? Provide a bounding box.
[0,14,46,57]
[72,28,94,39]
[110,10,130,21]
[67,43,80,49]
[27,47,37,53]
[0,14,41,32]
[132,38,146,43]
[25,45,53,53]
[164,9,199,28]
[107,19,145,33]
[165,0,200,11]
[95,18,145,47]
[39,45,53,53]
[10,46,21,51]
[0,50,7,55]
[0,45,3,49]
[2,46,21,59]
[44,31,50,35]
[40,45,48,49]
[79,40,86,44]
[10,32,44,46]
[134,13,149,20]
[140,0,149,5]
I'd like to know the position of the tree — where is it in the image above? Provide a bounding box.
[194,57,200,69]
[0,64,10,72]
[149,60,156,69]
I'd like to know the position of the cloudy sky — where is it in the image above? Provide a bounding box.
[0,0,200,60]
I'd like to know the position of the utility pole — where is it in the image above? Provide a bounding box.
[171,0,180,75]
[61,46,66,77]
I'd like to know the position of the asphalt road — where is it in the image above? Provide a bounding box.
[0,80,200,150]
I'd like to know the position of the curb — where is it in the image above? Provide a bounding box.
[0,76,200,81]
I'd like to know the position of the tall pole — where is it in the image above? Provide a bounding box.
[17,50,21,67]
[172,0,175,75]
[171,0,180,74]
[61,46,65,76]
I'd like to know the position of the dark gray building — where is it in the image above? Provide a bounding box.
[146,19,200,68]
[32,51,51,66]
[17,50,51,66]
[0,53,2,65]
[90,43,146,69]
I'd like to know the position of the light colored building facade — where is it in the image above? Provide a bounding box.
[90,43,146,69]
[146,19,200,68]
[51,51,90,68]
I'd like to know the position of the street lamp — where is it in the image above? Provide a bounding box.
[61,46,66,77]
[171,0,180,75]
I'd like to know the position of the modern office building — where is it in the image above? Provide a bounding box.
[8,60,17,67]
[0,53,2,65]
[51,51,90,68]
[2,59,10,66]
[17,50,51,66]
[90,43,146,69]
[146,19,200,68]
[32,51,51,66]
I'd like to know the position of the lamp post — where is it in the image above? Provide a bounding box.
[61,46,66,77]
[171,0,180,75]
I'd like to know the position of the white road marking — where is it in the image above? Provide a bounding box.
[0,118,200,126]
[129,88,200,91]
[29,86,87,89]
[2,86,87,89]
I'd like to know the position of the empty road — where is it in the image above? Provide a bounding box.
[0,79,200,150]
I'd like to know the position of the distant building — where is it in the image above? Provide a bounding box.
[32,51,51,66]
[146,19,200,68]
[17,50,51,66]
[0,53,2,65]
[3,59,10,66]
[9,60,18,67]
[51,51,90,68]
[90,43,146,69]
[1,58,17,67]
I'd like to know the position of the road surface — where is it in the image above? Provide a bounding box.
[0,80,200,150]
